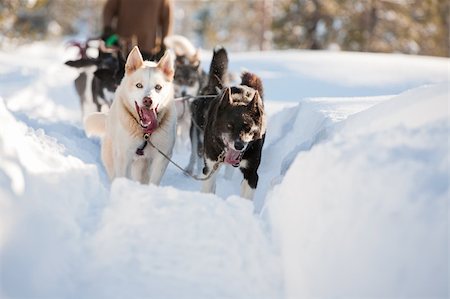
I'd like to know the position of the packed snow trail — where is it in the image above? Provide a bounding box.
[0,41,448,298]
[0,93,283,298]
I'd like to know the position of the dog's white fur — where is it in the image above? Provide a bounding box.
[164,35,199,61]
[85,46,176,185]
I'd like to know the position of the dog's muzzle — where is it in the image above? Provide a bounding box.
[135,100,158,134]
[225,147,244,167]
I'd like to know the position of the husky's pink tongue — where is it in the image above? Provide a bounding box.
[136,102,158,134]
[225,148,241,167]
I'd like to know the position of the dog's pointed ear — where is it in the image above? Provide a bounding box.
[250,90,260,107]
[219,88,232,109]
[191,49,201,68]
[157,50,175,80]
[125,46,144,75]
[250,91,263,118]
[193,60,201,70]
[251,91,266,137]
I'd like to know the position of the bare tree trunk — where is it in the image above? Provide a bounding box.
[363,0,378,52]
[307,0,321,49]
[259,0,273,50]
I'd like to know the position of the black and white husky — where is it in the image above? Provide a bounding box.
[185,46,229,174]
[201,72,266,200]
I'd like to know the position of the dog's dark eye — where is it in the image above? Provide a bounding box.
[227,124,233,130]
[136,83,143,88]
[155,84,162,91]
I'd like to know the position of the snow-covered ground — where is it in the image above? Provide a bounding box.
[0,40,448,298]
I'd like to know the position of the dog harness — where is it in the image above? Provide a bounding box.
[136,133,150,156]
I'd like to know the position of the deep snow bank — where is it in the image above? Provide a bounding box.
[0,97,107,298]
[267,83,449,298]
[84,179,281,299]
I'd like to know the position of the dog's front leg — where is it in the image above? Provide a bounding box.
[201,158,221,194]
[130,158,149,184]
[113,154,125,178]
[196,131,205,174]
[113,150,132,179]
[239,165,258,200]
[148,154,170,186]
[240,178,256,200]
[185,124,198,175]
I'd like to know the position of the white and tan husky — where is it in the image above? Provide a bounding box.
[85,46,176,185]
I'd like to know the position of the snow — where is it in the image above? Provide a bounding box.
[267,83,449,298]
[0,41,448,298]
[224,50,449,101]
[87,181,281,299]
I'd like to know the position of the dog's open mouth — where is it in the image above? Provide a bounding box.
[225,147,243,167]
[135,101,158,133]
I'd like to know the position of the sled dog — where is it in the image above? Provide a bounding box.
[164,35,206,99]
[201,72,266,200]
[164,35,207,146]
[85,46,176,185]
[185,46,229,174]
[65,45,124,118]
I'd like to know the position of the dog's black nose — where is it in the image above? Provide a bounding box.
[234,140,245,151]
[143,96,152,107]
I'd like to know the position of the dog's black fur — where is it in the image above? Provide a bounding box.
[185,47,229,174]
[93,52,125,93]
[65,50,125,115]
[202,72,266,198]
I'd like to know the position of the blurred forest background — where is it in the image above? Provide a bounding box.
[0,0,448,57]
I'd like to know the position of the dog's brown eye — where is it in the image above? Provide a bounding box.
[155,84,162,91]
[136,83,143,88]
